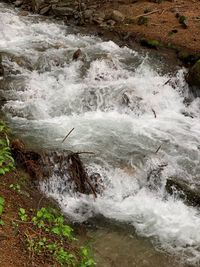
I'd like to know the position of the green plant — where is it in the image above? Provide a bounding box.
[18,207,96,266]
[0,196,5,226]
[9,183,21,193]
[18,208,28,222]
[80,247,96,267]
[26,235,47,255]
[12,221,19,235]
[56,248,76,266]
[0,121,15,175]
[32,207,74,240]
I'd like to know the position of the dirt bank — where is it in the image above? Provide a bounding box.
[3,0,200,64]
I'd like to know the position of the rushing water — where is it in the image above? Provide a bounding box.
[1,2,200,266]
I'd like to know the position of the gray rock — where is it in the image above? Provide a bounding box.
[18,10,29,16]
[92,13,105,25]
[72,49,82,61]
[111,10,125,23]
[39,5,51,15]
[81,2,86,10]
[31,0,45,12]
[14,0,23,7]
[52,5,74,16]
[107,19,116,26]
[84,9,94,19]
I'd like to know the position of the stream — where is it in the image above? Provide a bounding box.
[1,2,200,266]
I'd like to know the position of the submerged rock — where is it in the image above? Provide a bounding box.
[166,178,200,207]
[72,49,82,61]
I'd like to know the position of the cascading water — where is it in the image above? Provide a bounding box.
[1,2,200,266]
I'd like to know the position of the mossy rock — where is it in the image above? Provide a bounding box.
[140,38,161,49]
[187,60,200,89]
[178,51,200,65]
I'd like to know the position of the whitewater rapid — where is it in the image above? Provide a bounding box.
[1,3,200,265]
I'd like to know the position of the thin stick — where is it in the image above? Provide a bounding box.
[163,78,171,86]
[135,9,159,19]
[62,128,75,143]
[75,151,95,155]
[155,145,162,154]
[135,5,188,19]
[152,108,157,118]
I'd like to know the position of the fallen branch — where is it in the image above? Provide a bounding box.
[11,139,101,198]
[62,128,75,143]
[135,9,159,19]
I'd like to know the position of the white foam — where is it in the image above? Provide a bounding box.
[1,3,200,264]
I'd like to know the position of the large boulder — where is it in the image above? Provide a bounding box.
[187,60,200,96]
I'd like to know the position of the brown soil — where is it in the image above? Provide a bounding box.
[99,0,200,53]
[0,169,59,267]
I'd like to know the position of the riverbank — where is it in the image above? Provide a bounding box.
[4,0,200,65]
[0,123,95,267]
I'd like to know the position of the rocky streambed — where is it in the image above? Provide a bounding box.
[1,1,200,266]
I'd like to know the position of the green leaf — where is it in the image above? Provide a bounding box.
[0,206,3,215]
[19,208,26,215]
[62,225,72,238]
[51,226,61,235]
[0,197,5,206]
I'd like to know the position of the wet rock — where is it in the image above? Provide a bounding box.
[39,5,51,15]
[107,19,116,27]
[110,10,125,23]
[84,9,94,19]
[122,91,143,111]
[92,15,105,25]
[31,0,45,12]
[0,55,4,77]
[166,178,200,206]
[140,38,161,49]
[72,49,82,61]
[187,60,200,89]
[18,10,29,16]
[177,51,200,65]
[80,2,86,11]
[52,5,74,16]
[14,0,23,7]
